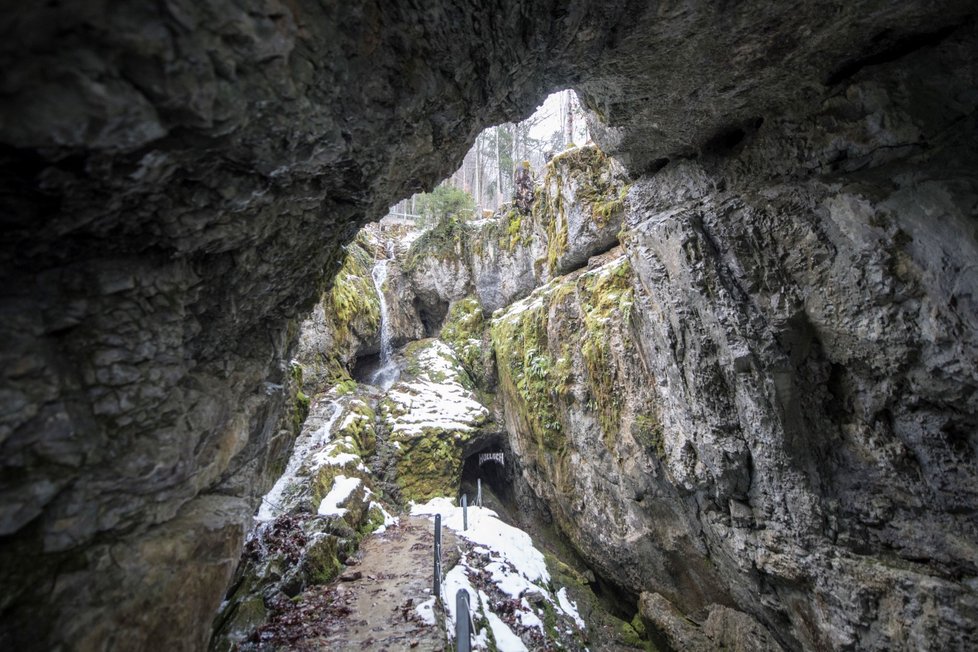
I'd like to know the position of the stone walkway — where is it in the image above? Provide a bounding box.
[306,516,457,650]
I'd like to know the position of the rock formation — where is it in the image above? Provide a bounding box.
[1,0,975,650]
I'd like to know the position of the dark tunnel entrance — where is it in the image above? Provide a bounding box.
[459,438,515,511]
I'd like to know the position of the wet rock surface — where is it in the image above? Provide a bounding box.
[251,516,452,652]
[495,22,978,652]
[1,0,976,650]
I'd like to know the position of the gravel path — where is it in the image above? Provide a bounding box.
[309,516,458,650]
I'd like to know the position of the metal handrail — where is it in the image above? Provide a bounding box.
[433,514,442,601]
[456,589,473,652]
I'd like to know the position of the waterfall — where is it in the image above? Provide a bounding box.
[373,258,392,365]
[369,242,399,389]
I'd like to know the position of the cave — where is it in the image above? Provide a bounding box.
[459,440,514,512]
[2,1,977,650]
[350,352,384,384]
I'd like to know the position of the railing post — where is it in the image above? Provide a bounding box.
[462,494,468,531]
[455,589,472,652]
[433,514,442,601]
[476,479,482,508]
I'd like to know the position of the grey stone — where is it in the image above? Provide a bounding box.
[0,1,975,650]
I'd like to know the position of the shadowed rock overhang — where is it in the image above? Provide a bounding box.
[0,1,976,650]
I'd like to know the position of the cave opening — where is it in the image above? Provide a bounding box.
[350,352,382,383]
[459,439,515,513]
[3,3,976,650]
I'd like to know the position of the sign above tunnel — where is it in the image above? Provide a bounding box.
[478,452,505,467]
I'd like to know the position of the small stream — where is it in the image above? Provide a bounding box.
[255,398,342,522]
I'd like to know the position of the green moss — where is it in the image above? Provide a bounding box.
[394,430,466,502]
[491,257,635,464]
[476,611,499,651]
[302,234,383,394]
[287,361,312,433]
[591,183,631,228]
[534,177,568,273]
[362,504,387,536]
[491,290,567,454]
[335,400,377,457]
[440,296,492,385]
[293,390,311,431]
[532,145,629,274]
[304,535,342,585]
[311,466,343,508]
[578,258,634,448]
[633,414,665,460]
[542,601,560,639]
[334,377,358,395]
[502,207,532,251]
[328,238,381,340]
[404,212,470,272]
[618,613,659,651]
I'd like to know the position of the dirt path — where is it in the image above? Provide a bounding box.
[309,516,457,650]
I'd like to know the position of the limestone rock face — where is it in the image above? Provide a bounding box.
[467,218,540,315]
[400,144,629,320]
[536,146,630,276]
[637,592,784,652]
[621,27,978,650]
[493,20,978,652]
[490,251,737,613]
[1,0,976,650]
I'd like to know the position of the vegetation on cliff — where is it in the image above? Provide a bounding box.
[491,254,637,455]
[533,145,630,275]
[404,185,476,271]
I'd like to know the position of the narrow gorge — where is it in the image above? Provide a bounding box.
[1,1,976,650]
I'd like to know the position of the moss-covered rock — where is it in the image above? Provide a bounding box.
[295,232,382,394]
[491,285,570,455]
[379,339,492,502]
[492,254,638,451]
[439,295,495,390]
[334,399,377,457]
[532,145,631,278]
[302,534,342,585]
[491,251,676,602]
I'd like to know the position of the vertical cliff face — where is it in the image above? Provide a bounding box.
[494,21,978,651]
[1,0,975,649]
[623,26,978,648]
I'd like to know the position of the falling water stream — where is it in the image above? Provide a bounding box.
[255,399,343,522]
[369,244,400,389]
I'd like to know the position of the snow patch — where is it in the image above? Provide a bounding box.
[557,587,586,629]
[256,401,341,521]
[413,497,585,649]
[369,501,399,534]
[481,590,528,652]
[518,601,544,631]
[415,597,436,626]
[442,563,478,636]
[317,475,361,516]
[384,341,487,438]
[412,498,549,583]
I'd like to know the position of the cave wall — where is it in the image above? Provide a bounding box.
[496,21,978,651]
[1,0,975,649]
[623,27,978,648]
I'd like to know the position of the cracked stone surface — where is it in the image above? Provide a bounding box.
[0,1,976,650]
